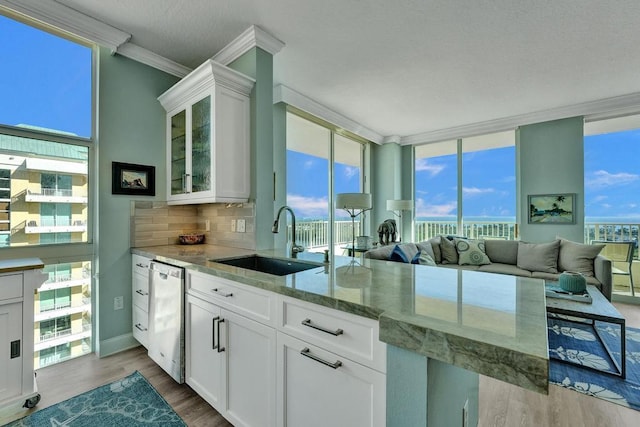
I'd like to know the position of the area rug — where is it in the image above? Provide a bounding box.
[7,371,186,426]
[548,316,640,410]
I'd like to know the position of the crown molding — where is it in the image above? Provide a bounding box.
[158,60,255,112]
[0,0,131,51]
[212,25,285,65]
[401,92,640,146]
[274,85,384,144]
[116,43,191,78]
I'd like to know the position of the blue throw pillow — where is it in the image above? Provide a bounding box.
[411,251,422,264]
[389,245,409,263]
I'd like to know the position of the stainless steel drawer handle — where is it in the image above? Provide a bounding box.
[212,316,220,350]
[211,288,233,298]
[302,318,344,336]
[300,348,342,369]
[135,289,149,296]
[217,318,225,353]
[136,263,148,268]
[134,323,147,332]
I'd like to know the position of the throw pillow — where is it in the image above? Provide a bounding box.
[428,236,442,263]
[389,243,420,263]
[416,241,437,262]
[455,238,491,266]
[417,251,436,266]
[516,240,560,273]
[411,251,422,264]
[558,238,604,277]
[484,239,519,265]
[439,236,458,264]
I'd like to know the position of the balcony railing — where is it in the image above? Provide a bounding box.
[25,188,88,204]
[291,218,638,259]
[39,328,72,343]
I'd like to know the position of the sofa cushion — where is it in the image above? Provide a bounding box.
[416,251,436,266]
[454,238,491,266]
[427,236,443,263]
[416,241,437,263]
[439,263,480,271]
[440,237,458,264]
[484,239,519,265]
[389,243,420,263]
[517,240,560,273]
[558,239,604,277]
[531,271,560,281]
[363,245,395,260]
[479,263,532,277]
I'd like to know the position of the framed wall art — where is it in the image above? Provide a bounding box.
[112,162,156,196]
[528,193,575,224]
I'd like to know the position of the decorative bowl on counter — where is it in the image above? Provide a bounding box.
[178,233,205,245]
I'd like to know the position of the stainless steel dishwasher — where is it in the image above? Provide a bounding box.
[148,260,184,383]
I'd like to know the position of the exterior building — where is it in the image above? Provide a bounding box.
[0,133,91,368]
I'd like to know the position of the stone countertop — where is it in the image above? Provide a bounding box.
[0,258,44,273]
[132,244,549,394]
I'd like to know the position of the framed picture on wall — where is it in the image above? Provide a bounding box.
[528,193,575,224]
[112,162,156,196]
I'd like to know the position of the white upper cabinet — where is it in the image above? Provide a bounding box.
[159,60,254,204]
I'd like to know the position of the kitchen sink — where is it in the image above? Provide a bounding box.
[213,255,323,276]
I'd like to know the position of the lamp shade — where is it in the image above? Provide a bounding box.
[386,199,413,211]
[336,193,372,210]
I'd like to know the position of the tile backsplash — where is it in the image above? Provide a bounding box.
[130,201,256,250]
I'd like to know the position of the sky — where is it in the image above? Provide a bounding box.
[0,14,92,138]
[3,13,639,222]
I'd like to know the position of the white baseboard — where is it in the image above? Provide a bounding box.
[98,333,140,358]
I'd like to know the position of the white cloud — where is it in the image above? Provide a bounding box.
[415,158,445,176]
[415,198,456,217]
[462,187,494,196]
[303,160,314,169]
[343,166,358,179]
[593,195,608,203]
[586,170,639,189]
[286,194,328,217]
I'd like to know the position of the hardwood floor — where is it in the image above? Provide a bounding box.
[24,302,640,427]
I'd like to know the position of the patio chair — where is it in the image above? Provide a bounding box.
[592,240,635,296]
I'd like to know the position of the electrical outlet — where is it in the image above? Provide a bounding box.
[237,219,246,233]
[231,219,236,232]
[462,398,469,427]
[114,296,124,311]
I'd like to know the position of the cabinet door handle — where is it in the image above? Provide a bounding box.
[135,263,148,268]
[301,318,344,336]
[300,347,342,369]
[135,289,149,296]
[217,318,226,353]
[185,173,191,193]
[134,323,147,332]
[212,316,220,350]
[211,288,233,298]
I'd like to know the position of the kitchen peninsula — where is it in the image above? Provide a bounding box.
[132,244,549,427]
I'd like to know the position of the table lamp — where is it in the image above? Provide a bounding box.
[386,199,413,242]
[336,193,372,259]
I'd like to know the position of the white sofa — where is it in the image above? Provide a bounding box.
[364,236,613,300]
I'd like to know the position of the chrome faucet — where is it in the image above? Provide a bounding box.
[272,206,304,258]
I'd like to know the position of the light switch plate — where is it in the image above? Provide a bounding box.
[237,219,246,233]
[231,219,236,232]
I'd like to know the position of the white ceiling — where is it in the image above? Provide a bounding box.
[53,0,640,140]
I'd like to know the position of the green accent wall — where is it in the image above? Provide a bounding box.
[517,116,585,243]
[229,47,276,250]
[97,47,178,354]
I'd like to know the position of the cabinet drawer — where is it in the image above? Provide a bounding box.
[0,274,23,300]
[132,273,149,311]
[187,270,275,326]
[132,254,151,277]
[132,304,149,348]
[278,297,386,372]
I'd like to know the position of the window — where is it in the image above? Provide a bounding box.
[286,112,366,254]
[415,131,516,240]
[0,12,94,368]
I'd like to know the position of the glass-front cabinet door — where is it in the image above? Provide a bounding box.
[170,110,187,196]
[191,96,212,194]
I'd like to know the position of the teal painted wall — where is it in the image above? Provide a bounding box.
[97,47,178,352]
[371,143,405,241]
[517,117,585,243]
[229,48,276,250]
[273,102,288,250]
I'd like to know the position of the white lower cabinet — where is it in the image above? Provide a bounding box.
[276,329,386,427]
[185,293,276,427]
[0,302,22,403]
